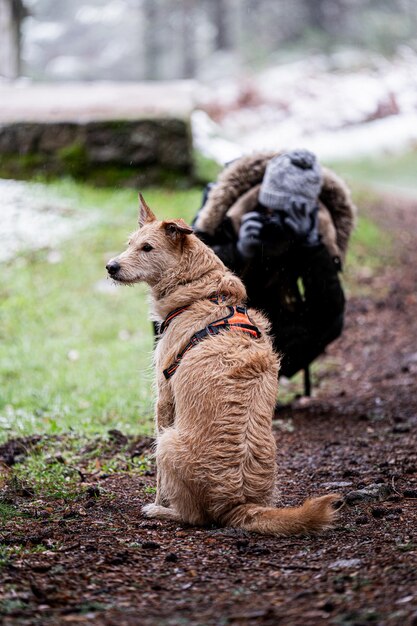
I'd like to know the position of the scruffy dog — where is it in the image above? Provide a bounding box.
[106,195,340,535]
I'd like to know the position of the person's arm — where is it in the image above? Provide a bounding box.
[194,216,248,275]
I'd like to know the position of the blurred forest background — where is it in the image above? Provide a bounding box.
[4,0,417,81]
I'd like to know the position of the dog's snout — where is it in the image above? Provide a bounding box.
[106,260,120,276]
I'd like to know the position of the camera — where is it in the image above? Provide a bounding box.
[260,211,287,243]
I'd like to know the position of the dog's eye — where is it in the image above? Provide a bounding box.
[142,243,153,252]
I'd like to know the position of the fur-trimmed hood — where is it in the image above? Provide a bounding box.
[194,153,357,263]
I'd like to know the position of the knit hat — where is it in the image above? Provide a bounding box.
[259,149,322,211]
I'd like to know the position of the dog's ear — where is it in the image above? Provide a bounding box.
[138,193,156,227]
[163,219,194,243]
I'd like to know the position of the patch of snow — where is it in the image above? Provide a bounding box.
[0,180,89,262]
[193,51,417,164]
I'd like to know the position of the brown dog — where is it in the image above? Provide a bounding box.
[106,195,339,535]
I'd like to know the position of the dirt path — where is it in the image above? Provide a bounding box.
[1,193,416,626]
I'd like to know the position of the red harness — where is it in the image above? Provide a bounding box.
[160,296,261,380]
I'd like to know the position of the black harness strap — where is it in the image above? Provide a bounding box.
[162,303,261,380]
[159,294,227,335]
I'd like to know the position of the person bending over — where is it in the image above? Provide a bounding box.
[192,149,357,395]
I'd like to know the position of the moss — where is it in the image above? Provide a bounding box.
[57,141,89,177]
[0,155,192,188]
[0,153,45,179]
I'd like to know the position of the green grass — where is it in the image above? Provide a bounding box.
[0,502,20,521]
[0,181,201,442]
[328,149,417,194]
[347,213,391,271]
[7,433,153,499]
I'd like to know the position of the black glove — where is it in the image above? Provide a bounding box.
[282,201,320,247]
[237,212,264,258]
[238,211,292,258]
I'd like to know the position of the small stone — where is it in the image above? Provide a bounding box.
[333,579,346,593]
[403,488,417,498]
[355,515,369,525]
[321,481,353,488]
[108,429,128,445]
[345,483,392,505]
[387,495,402,502]
[86,486,100,498]
[396,595,414,605]
[342,469,360,478]
[165,552,178,562]
[272,418,295,432]
[329,558,362,569]
[392,423,411,434]
[371,506,387,519]
[141,541,160,550]
[321,601,335,613]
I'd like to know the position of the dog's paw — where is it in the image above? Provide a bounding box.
[142,503,159,518]
[142,503,181,521]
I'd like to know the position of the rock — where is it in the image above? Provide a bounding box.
[321,481,353,488]
[86,486,101,498]
[165,552,178,562]
[272,418,295,432]
[141,541,160,550]
[371,506,387,519]
[403,488,417,498]
[392,423,411,433]
[329,558,362,569]
[345,483,392,505]
[108,429,129,445]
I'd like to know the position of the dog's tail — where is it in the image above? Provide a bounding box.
[221,494,340,536]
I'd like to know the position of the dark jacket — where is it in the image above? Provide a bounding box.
[193,153,357,378]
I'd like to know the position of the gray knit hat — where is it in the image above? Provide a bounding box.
[259,149,322,211]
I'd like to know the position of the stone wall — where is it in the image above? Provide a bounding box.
[0,118,193,186]
[0,82,195,186]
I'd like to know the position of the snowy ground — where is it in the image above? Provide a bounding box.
[192,49,417,163]
[0,180,88,262]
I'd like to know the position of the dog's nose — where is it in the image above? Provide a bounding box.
[106,260,120,276]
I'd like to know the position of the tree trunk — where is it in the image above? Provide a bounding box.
[0,0,24,79]
[143,0,160,80]
[212,0,231,50]
[180,0,196,78]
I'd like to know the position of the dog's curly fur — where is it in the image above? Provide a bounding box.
[107,195,340,535]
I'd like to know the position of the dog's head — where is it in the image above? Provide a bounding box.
[106,194,194,286]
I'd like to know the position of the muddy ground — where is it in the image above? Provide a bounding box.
[0,192,416,626]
